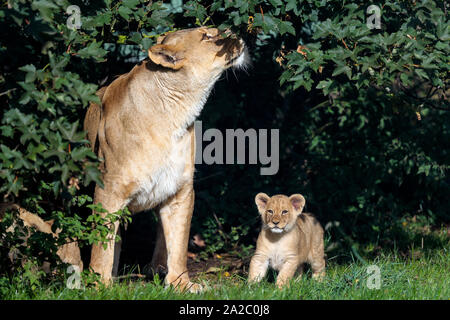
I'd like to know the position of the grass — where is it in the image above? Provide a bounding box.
[1,249,449,300]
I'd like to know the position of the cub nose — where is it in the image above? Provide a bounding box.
[273,220,280,225]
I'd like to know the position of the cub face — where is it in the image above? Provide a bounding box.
[148,27,247,75]
[255,193,306,234]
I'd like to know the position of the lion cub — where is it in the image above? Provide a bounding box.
[248,193,325,288]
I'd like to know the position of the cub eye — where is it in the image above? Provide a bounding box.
[267,210,273,215]
[282,210,288,215]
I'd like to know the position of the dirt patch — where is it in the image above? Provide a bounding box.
[115,252,250,283]
[187,253,250,278]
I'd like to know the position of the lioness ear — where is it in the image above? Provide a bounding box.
[156,34,166,44]
[45,219,55,228]
[148,44,186,70]
[289,194,305,215]
[255,193,270,215]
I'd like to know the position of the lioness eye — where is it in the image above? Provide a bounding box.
[267,210,273,214]
[282,210,288,215]
[201,33,213,40]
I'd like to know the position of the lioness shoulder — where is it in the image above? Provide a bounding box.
[248,193,325,288]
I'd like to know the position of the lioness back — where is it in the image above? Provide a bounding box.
[248,193,326,288]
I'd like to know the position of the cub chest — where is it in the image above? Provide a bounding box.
[265,233,302,271]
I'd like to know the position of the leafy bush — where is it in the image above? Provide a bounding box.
[0,0,448,278]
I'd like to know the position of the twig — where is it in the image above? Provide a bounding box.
[213,212,228,245]
[0,88,17,97]
[113,273,146,280]
[194,171,224,182]
[341,39,349,50]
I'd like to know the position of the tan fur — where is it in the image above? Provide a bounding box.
[83,86,106,154]
[83,27,247,292]
[1,204,83,272]
[248,194,325,288]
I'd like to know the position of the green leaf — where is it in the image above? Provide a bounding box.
[332,65,352,79]
[31,0,59,22]
[414,69,429,80]
[77,42,107,61]
[278,21,296,35]
[122,0,140,8]
[118,5,133,20]
[316,79,333,94]
[84,165,104,188]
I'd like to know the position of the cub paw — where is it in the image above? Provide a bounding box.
[312,271,325,282]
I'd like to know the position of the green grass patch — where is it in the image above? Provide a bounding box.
[1,249,449,300]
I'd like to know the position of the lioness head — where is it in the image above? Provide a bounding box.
[255,193,306,234]
[148,27,247,76]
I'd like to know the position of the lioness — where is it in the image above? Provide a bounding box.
[248,193,325,288]
[84,27,247,291]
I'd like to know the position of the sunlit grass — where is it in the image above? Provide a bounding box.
[2,249,448,300]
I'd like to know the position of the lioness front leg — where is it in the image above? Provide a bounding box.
[276,258,301,288]
[89,186,126,284]
[159,182,201,293]
[248,253,269,283]
[150,219,168,275]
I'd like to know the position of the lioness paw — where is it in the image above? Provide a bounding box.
[165,275,203,294]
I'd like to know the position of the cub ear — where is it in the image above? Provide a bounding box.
[255,193,270,215]
[148,44,185,70]
[289,194,305,215]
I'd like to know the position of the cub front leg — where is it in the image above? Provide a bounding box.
[310,255,326,281]
[159,182,201,293]
[248,252,269,283]
[309,234,326,281]
[276,258,301,288]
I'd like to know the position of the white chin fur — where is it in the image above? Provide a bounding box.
[271,228,284,234]
[232,42,249,70]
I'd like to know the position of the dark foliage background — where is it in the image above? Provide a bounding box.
[0,0,449,277]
